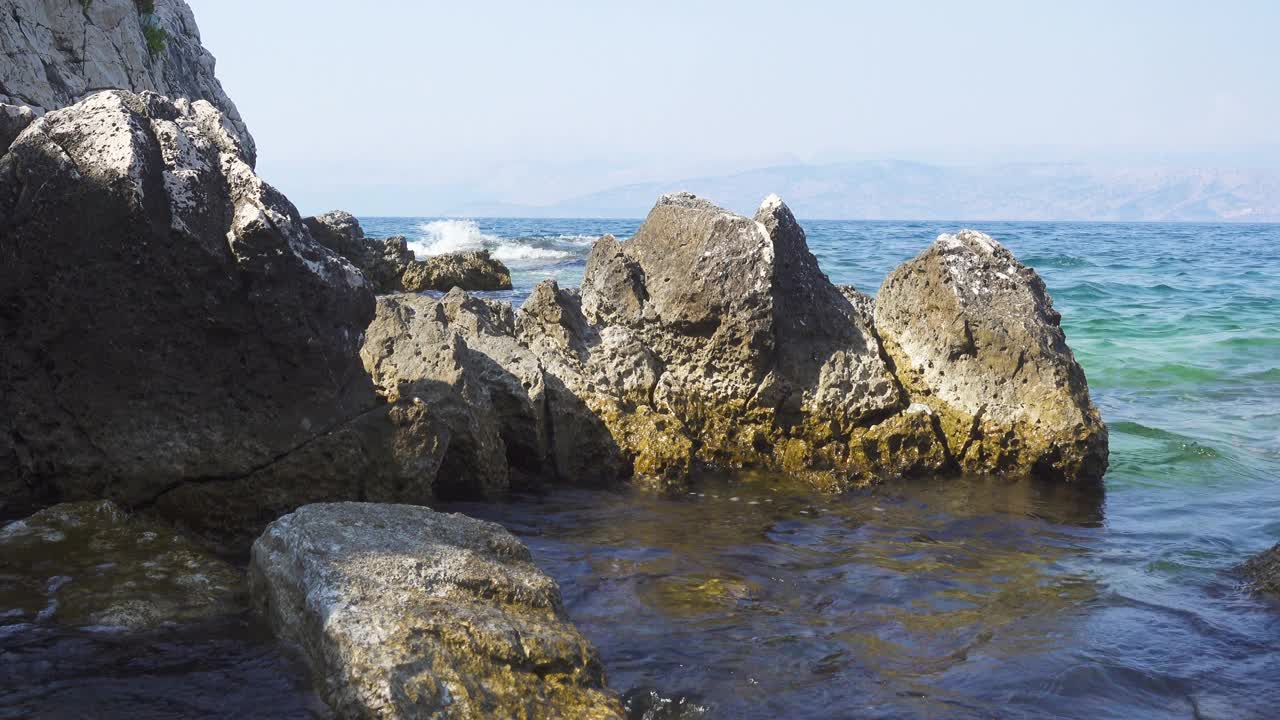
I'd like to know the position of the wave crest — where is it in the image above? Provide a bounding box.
[409,220,576,263]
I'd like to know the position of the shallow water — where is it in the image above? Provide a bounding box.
[5,217,1279,718]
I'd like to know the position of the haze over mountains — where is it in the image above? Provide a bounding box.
[449,160,1280,222]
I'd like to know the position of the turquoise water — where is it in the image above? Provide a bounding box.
[364,216,1280,718]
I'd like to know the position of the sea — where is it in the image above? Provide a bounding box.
[4,217,1279,719]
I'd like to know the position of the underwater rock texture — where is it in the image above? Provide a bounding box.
[0,500,241,629]
[249,502,623,719]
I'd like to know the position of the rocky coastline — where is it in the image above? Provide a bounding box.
[11,2,1271,718]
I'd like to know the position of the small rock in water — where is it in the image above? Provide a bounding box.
[249,502,623,719]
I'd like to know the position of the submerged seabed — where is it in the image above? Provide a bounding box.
[5,219,1280,719]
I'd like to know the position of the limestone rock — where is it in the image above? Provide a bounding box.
[0,103,36,151]
[304,210,416,293]
[874,229,1109,482]
[361,290,546,497]
[0,500,241,629]
[305,211,513,293]
[249,502,624,720]
[1241,543,1280,596]
[0,0,255,163]
[401,249,514,292]
[571,193,912,484]
[0,91,436,538]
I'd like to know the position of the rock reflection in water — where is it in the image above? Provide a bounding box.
[447,473,1106,719]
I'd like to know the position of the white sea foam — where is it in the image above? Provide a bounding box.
[409,220,575,263]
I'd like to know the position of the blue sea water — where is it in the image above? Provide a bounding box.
[367,215,1280,719]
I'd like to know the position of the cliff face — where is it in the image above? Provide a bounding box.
[0,0,254,162]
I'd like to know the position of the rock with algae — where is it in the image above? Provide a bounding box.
[874,229,1109,482]
[249,502,623,719]
[359,193,1105,494]
[0,500,242,630]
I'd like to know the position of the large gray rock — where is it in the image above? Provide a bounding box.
[0,91,437,541]
[361,290,543,498]
[0,0,255,163]
[562,193,938,488]
[304,210,416,293]
[249,502,624,719]
[359,194,956,493]
[0,500,242,629]
[874,229,1108,481]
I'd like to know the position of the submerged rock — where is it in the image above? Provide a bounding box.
[305,210,513,293]
[249,502,623,719]
[1241,543,1280,596]
[875,229,1108,481]
[0,501,241,630]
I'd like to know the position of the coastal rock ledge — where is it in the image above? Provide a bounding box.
[249,502,624,720]
[364,193,1108,495]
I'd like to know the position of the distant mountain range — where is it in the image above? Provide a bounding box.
[448,160,1280,222]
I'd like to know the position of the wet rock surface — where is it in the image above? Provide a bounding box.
[1241,543,1280,596]
[0,501,241,630]
[306,210,513,293]
[875,229,1109,481]
[249,502,624,719]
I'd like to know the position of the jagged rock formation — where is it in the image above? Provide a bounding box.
[875,229,1109,481]
[250,502,624,719]
[361,192,1104,494]
[1241,544,1280,596]
[0,500,242,629]
[0,90,437,540]
[305,210,513,293]
[0,0,255,162]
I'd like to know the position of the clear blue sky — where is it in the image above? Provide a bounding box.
[190,0,1280,215]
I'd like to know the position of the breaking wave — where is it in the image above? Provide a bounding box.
[408,220,581,263]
